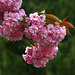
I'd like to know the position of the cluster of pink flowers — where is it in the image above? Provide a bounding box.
[0,0,26,41]
[0,9,26,41]
[0,0,22,21]
[24,12,66,48]
[0,0,67,68]
[22,43,58,67]
[22,12,66,67]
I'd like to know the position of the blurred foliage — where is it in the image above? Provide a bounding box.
[0,0,75,75]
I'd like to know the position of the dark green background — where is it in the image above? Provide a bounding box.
[0,0,75,75]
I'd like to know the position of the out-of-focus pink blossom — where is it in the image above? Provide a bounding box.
[4,9,26,21]
[0,22,24,41]
[0,0,22,12]
[0,0,22,21]
[0,9,26,41]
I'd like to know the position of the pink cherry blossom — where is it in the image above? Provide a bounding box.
[0,22,24,41]
[24,12,66,48]
[22,43,58,68]
[0,0,22,21]
[4,9,26,21]
[0,1,67,68]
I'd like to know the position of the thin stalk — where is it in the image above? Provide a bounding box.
[26,38,35,46]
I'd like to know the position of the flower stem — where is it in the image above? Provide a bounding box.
[26,37,35,46]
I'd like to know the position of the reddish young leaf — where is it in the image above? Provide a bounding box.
[62,16,69,22]
[36,11,75,31]
[61,22,74,28]
[45,14,62,23]
[36,11,43,14]
[66,27,71,35]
